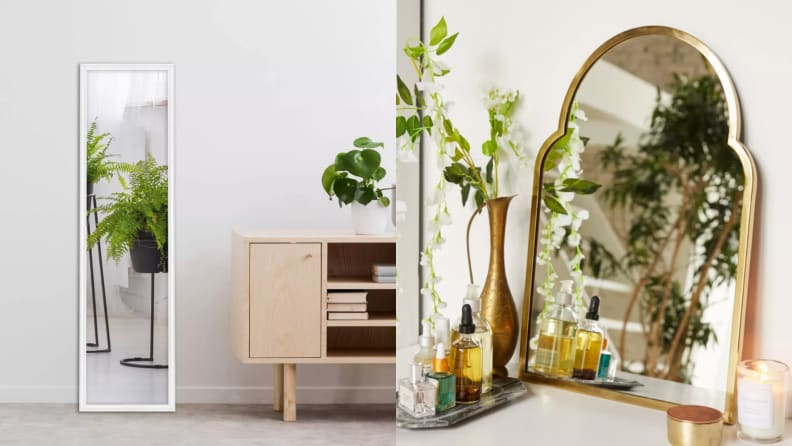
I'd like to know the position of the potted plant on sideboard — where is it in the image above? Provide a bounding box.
[322,137,391,235]
[87,154,168,273]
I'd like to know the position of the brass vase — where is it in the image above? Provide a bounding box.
[479,196,519,377]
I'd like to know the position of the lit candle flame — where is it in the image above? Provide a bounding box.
[758,362,769,383]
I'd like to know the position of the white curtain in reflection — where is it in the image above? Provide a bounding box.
[88,71,167,121]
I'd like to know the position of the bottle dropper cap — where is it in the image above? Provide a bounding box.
[586,296,601,321]
[419,321,435,347]
[458,304,476,334]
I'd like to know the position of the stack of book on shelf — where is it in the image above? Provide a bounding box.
[372,263,396,284]
[327,291,368,320]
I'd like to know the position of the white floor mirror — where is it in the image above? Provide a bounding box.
[79,64,175,411]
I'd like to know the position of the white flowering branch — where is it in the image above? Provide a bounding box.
[397,18,525,326]
[530,103,598,349]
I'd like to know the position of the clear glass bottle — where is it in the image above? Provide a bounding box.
[450,304,482,404]
[573,296,604,380]
[451,290,493,393]
[534,280,578,378]
[398,363,437,418]
[413,321,435,376]
[426,343,456,412]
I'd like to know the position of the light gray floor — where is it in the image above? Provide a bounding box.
[87,317,169,405]
[0,404,395,446]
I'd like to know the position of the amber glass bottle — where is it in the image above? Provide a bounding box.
[450,304,482,403]
[573,296,604,380]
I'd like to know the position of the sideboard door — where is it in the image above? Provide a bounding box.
[249,243,322,358]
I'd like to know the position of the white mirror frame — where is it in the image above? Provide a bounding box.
[78,63,175,412]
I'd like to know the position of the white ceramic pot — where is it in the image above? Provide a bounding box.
[351,201,389,235]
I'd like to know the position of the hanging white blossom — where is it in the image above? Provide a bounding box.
[396,18,525,327]
[530,102,592,350]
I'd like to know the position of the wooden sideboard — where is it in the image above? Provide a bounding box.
[231,231,396,420]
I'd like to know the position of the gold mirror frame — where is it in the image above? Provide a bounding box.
[517,25,757,424]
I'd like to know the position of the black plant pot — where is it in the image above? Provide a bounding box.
[87,182,94,196]
[129,232,167,273]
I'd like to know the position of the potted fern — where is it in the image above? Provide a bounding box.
[322,137,391,234]
[86,120,116,195]
[88,154,168,273]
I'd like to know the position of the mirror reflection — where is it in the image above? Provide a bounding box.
[82,66,172,407]
[526,35,744,408]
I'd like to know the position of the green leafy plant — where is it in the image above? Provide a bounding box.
[86,120,116,185]
[586,74,740,381]
[87,154,168,264]
[322,137,391,207]
[397,18,529,323]
[397,18,522,210]
[541,107,601,215]
[443,88,526,209]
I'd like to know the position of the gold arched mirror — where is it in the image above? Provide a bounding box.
[518,26,756,423]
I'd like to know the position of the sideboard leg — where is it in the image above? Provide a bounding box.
[283,363,297,421]
[273,363,284,412]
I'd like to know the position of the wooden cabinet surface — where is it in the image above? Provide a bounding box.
[249,243,321,359]
[231,231,395,364]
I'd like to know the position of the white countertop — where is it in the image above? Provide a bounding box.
[396,382,792,445]
[396,346,792,445]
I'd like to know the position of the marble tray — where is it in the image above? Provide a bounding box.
[397,377,528,429]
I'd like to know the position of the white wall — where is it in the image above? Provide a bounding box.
[420,0,792,382]
[0,0,395,403]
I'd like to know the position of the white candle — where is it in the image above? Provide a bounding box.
[737,359,788,443]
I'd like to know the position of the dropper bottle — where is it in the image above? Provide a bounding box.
[450,304,482,404]
[451,285,493,393]
[414,321,435,376]
[573,296,604,380]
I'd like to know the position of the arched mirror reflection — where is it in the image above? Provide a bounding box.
[520,28,755,423]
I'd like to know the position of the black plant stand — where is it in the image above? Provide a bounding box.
[87,192,111,354]
[120,272,168,369]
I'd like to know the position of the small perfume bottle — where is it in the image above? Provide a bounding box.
[398,363,437,418]
[534,280,578,378]
[596,338,612,380]
[414,321,435,376]
[426,342,456,412]
[450,304,482,404]
[573,296,604,380]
